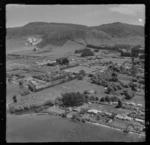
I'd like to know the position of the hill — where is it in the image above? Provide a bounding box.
[6,22,144,48]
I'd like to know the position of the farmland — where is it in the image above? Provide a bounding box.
[6,23,145,142]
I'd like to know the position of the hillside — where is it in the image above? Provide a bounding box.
[6,22,144,48]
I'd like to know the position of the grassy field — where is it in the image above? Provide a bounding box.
[11,77,105,105]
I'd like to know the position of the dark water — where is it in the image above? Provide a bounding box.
[6,114,144,142]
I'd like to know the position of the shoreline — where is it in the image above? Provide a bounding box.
[86,121,145,137]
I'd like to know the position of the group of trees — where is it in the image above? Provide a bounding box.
[91,71,118,87]
[78,70,86,80]
[61,92,84,107]
[80,49,94,57]
[100,95,123,108]
[9,99,55,114]
[60,91,101,107]
[122,89,135,100]
[100,95,119,103]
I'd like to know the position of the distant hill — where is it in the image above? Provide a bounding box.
[6,22,144,48]
[91,22,144,38]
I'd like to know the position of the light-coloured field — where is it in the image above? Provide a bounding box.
[9,77,105,105]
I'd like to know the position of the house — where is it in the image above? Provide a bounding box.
[112,102,118,105]
[107,119,113,124]
[137,104,143,107]
[115,114,124,120]
[73,107,81,112]
[87,109,101,114]
[124,116,133,121]
[128,102,136,106]
[104,112,112,116]
[135,118,145,124]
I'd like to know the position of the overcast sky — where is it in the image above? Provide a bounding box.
[6,4,145,28]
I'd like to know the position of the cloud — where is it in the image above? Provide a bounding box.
[109,5,145,16]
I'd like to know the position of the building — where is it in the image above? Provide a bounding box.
[124,116,133,121]
[104,112,112,116]
[56,57,69,65]
[135,118,145,124]
[87,109,102,114]
[137,104,143,107]
[115,114,124,120]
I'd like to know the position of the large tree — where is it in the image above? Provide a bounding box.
[61,92,84,107]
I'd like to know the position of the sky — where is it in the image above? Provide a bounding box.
[6,4,145,28]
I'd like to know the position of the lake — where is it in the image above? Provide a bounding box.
[6,114,144,142]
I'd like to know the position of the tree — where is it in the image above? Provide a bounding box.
[111,72,118,82]
[12,95,17,103]
[80,49,94,57]
[74,50,79,54]
[79,70,86,76]
[100,97,104,102]
[124,90,135,100]
[19,80,24,89]
[116,99,122,108]
[61,92,84,107]
[131,65,138,77]
[78,75,84,80]
[95,97,99,102]
[129,82,137,91]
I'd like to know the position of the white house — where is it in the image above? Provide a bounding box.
[87,109,102,114]
[115,114,124,120]
[135,118,145,124]
[137,104,143,107]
